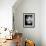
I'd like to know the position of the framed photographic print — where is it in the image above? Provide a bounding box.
[23,13,35,28]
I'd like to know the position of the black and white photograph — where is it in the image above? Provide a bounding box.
[23,13,35,28]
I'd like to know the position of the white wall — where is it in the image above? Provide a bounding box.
[40,0,46,46]
[0,0,16,30]
[13,0,41,46]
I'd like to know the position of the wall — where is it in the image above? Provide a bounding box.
[0,0,16,30]
[40,0,46,46]
[13,0,41,46]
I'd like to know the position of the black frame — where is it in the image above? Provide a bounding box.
[23,13,35,28]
